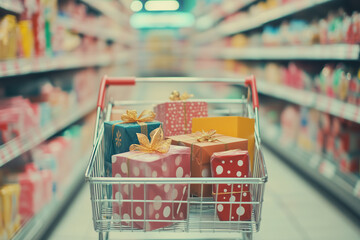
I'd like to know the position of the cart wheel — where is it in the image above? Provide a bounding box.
[243,232,253,240]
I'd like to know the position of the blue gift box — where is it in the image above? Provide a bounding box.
[104,120,162,177]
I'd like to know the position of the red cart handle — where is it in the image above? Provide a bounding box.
[97,75,136,110]
[245,75,259,110]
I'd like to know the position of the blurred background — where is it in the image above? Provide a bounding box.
[0,0,359,239]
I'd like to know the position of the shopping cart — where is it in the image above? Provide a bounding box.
[85,76,268,240]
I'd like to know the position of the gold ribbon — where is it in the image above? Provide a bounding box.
[120,110,156,124]
[112,110,156,141]
[130,127,171,154]
[194,129,219,142]
[169,90,194,101]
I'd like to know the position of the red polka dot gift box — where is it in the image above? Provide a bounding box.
[154,101,207,137]
[210,149,250,194]
[112,145,190,231]
[214,191,252,221]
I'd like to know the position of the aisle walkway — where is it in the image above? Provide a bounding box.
[47,148,360,240]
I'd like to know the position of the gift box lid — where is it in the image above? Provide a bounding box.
[112,145,190,163]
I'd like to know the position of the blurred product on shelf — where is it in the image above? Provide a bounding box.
[0,117,94,239]
[0,0,128,61]
[223,9,360,47]
[225,61,360,106]
[0,68,98,145]
[0,184,21,239]
[260,102,360,173]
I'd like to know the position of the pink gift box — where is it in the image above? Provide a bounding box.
[210,149,250,194]
[154,101,207,136]
[112,145,191,231]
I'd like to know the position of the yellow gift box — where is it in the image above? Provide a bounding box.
[0,184,20,238]
[192,116,255,171]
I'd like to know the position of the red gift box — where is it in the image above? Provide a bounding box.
[210,149,250,194]
[112,145,191,231]
[154,101,207,136]
[214,191,252,221]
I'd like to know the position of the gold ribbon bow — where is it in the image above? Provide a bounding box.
[130,127,171,153]
[194,129,219,142]
[121,110,156,124]
[169,90,194,101]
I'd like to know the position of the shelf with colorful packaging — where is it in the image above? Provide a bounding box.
[191,69,360,124]
[0,0,23,13]
[217,44,360,61]
[0,98,96,167]
[194,0,333,45]
[261,123,360,217]
[11,149,91,240]
[0,51,131,78]
[56,17,122,42]
[195,0,258,31]
[80,0,130,26]
[256,81,360,124]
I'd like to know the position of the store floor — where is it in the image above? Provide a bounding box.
[47,148,360,240]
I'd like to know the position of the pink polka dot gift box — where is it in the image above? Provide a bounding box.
[154,101,208,137]
[111,145,191,231]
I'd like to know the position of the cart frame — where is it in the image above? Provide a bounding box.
[85,76,268,240]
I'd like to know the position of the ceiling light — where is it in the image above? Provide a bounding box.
[144,0,179,11]
[130,12,194,28]
[130,0,143,12]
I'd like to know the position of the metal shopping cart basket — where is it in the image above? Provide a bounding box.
[85,76,268,240]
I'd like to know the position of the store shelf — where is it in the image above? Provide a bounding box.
[257,81,360,124]
[194,0,333,45]
[262,127,360,218]
[57,17,121,42]
[218,44,360,61]
[0,99,96,167]
[12,150,90,240]
[196,0,257,31]
[0,0,23,14]
[0,52,130,78]
[81,0,128,25]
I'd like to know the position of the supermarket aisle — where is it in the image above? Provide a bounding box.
[47,148,360,240]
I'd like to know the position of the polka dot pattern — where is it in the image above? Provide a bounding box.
[217,204,224,212]
[216,166,223,174]
[121,162,128,174]
[210,150,250,194]
[133,167,140,176]
[153,196,162,210]
[176,167,183,178]
[135,207,142,216]
[154,101,208,136]
[163,206,171,218]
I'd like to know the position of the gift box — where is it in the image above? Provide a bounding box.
[192,116,255,171]
[169,133,248,197]
[104,110,161,177]
[154,101,207,136]
[214,191,252,221]
[210,149,250,194]
[112,145,191,231]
